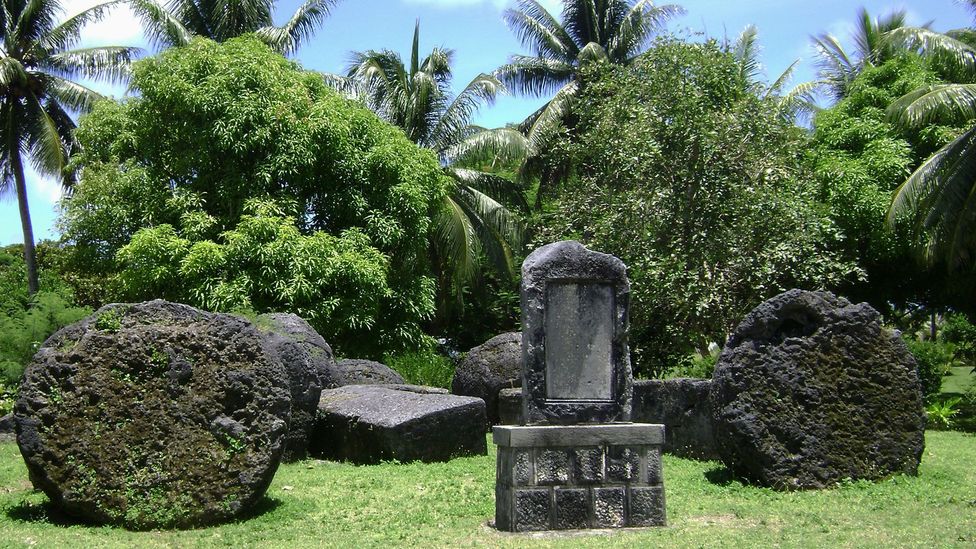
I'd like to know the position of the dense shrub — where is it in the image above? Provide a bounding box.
[384,348,456,389]
[0,246,91,387]
[904,338,954,402]
[60,37,447,358]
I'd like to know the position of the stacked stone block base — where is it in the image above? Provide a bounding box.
[494,424,666,531]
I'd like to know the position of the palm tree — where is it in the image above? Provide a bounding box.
[0,0,138,295]
[130,0,340,55]
[885,11,976,270]
[495,0,683,207]
[337,21,529,314]
[811,8,915,100]
[731,25,819,123]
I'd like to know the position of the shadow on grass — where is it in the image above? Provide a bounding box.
[5,495,284,529]
[703,466,739,486]
[5,497,91,527]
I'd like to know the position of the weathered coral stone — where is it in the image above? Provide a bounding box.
[710,290,926,489]
[15,300,291,529]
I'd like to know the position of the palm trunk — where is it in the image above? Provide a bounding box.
[11,144,39,295]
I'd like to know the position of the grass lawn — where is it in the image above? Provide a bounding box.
[943,366,976,397]
[0,431,974,548]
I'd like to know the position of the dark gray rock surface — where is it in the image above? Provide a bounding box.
[451,332,522,427]
[312,385,486,464]
[633,378,718,460]
[0,413,13,440]
[497,387,522,425]
[14,300,291,529]
[257,313,334,461]
[710,290,926,489]
[323,359,405,388]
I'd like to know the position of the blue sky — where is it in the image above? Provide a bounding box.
[1,0,972,246]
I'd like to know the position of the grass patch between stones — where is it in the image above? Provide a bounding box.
[0,431,973,548]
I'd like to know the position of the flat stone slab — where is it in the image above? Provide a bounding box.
[312,385,487,464]
[494,424,664,448]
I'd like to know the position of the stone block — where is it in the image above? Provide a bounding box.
[515,489,551,531]
[495,485,513,531]
[632,378,718,460]
[554,488,589,530]
[607,446,641,482]
[514,450,533,486]
[593,487,626,528]
[497,387,523,426]
[647,447,663,485]
[629,486,666,527]
[536,449,569,485]
[493,424,663,448]
[573,447,605,484]
[312,385,486,464]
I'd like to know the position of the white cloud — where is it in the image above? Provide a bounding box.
[61,0,145,47]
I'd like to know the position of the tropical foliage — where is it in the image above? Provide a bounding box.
[496,0,683,205]
[806,54,962,312]
[336,22,528,330]
[730,25,818,122]
[536,38,855,376]
[811,8,914,100]
[131,0,340,54]
[0,244,90,385]
[885,12,976,272]
[0,0,138,295]
[60,37,447,357]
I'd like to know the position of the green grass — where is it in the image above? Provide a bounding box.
[942,366,976,397]
[0,432,974,548]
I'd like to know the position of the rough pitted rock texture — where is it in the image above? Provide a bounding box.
[322,359,404,388]
[710,290,926,490]
[14,300,291,529]
[633,379,718,460]
[0,413,13,440]
[257,313,334,461]
[451,332,522,427]
[312,385,487,464]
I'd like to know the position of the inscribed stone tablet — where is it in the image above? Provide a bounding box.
[545,283,613,400]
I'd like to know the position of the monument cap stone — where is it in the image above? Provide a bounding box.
[520,240,632,425]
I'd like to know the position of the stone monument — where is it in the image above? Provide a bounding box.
[494,241,667,531]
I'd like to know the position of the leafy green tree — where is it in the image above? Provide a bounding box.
[807,54,961,311]
[0,0,138,295]
[812,8,914,100]
[131,0,339,54]
[338,22,528,328]
[495,0,682,207]
[60,37,447,357]
[537,38,854,376]
[885,12,976,271]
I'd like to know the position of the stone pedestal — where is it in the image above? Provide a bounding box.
[494,424,666,531]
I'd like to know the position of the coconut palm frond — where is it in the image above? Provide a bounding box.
[887,83,976,127]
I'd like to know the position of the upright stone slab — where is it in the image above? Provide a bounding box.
[520,241,632,425]
[495,241,666,532]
